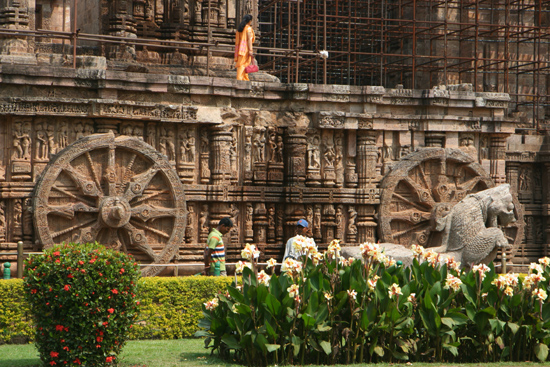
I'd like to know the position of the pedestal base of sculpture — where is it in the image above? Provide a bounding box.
[254,162,267,185]
[267,162,284,185]
[11,160,31,181]
[177,162,195,184]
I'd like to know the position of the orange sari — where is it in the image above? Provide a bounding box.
[234,25,256,81]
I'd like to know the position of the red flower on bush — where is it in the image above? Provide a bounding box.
[31,289,37,294]
[53,251,60,256]
[119,268,125,274]
[63,346,69,351]
[106,356,114,363]
[50,351,59,358]
[50,361,56,366]
[111,289,119,294]
[55,325,64,331]
[107,308,114,314]
[73,358,81,365]
[67,274,74,278]
[78,261,84,265]
[63,285,70,291]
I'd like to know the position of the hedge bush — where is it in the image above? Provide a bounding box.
[0,275,232,344]
[24,243,141,366]
[0,279,33,344]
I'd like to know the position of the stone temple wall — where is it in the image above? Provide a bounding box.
[0,61,542,276]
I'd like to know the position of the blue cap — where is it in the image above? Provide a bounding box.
[297,219,308,228]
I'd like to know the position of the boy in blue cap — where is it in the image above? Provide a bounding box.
[283,219,312,260]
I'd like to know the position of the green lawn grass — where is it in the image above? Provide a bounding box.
[0,339,544,367]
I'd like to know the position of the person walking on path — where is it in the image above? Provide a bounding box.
[204,217,233,276]
[283,219,313,261]
[234,14,255,81]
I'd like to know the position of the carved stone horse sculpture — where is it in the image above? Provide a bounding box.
[341,184,517,268]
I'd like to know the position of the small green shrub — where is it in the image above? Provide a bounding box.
[0,279,33,344]
[24,243,140,366]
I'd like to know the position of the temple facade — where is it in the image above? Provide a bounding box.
[0,0,547,275]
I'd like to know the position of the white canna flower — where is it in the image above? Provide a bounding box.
[204,297,219,310]
[287,284,300,298]
[388,283,402,298]
[444,274,462,292]
[266,258,277,269]
[257,270,271,286]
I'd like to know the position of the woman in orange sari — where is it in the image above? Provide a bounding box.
[234,15,255,81]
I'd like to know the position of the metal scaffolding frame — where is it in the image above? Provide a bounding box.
[258,0,550,126]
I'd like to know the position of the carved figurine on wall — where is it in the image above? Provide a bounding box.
[46,123,57,158]
[199,204,209,231]
[35,123,48,160]
[336,205,344,240]
[253,129,265,163]
[74,122,85,141]
[519,167,531,191]
[146,124,157,148]
[12,123,24,160]
[307,135,320,169]
[348,206,358,235]
[313,205,322,240]
[58,121,69,150]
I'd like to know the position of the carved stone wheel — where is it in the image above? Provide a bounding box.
[33,132,187,276]
[379,147,523,251]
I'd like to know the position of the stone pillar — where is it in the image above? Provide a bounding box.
[322,204,336,244]
[254,203,268,254]
[358,205,377,243]
[0,0,31,54]
[489,135,507,184]
[345,130,358,188]
[356,131,378,188]
[108,0,138,60]
[210,126,232,185]
[285,128,307,186]
[200,128,211,184]
[506,162,520,194]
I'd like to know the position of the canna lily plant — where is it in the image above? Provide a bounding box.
[196,242,550,366]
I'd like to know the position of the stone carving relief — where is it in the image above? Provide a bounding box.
[33,133,187,277]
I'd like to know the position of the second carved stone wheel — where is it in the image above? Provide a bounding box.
[379,147,523,251]
[33,132,187,276]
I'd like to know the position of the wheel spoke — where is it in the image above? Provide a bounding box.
[52,185,96,207]
[123,166,160,202]
[74,221,103,243]
[457,176,484,192]
[404,177,435,207]
[85,151,102,196]
[389,209,431,225]
[131,190,170,205]
[62,165,101,197]
[104,147,117,197]
[123,222,159,261]
[392,222,431,239]
[120,153,137,196]
[131,204,179,222]
[393,191,432,212]
[128,219,171,239]
[47,202,98,218]
[51,218,97,239]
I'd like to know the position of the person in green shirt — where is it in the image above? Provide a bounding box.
[204,217,233,276]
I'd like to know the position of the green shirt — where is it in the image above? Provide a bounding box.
[207,228,225,272]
